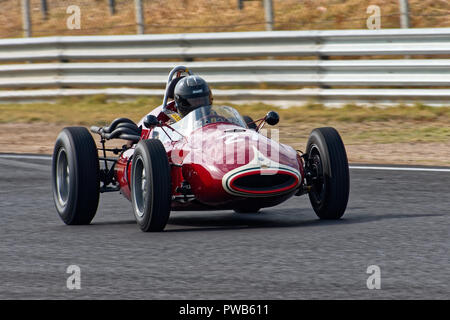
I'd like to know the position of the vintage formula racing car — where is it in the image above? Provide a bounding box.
[52,66,350,232]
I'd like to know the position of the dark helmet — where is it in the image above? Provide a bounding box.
[174,75,212,117]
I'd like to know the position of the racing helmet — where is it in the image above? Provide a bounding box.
[174,75,212,117]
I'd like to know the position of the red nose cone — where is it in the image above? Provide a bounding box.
[222,146,301,197]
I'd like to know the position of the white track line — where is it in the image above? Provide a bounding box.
[0,154,52,160]
[0,154,449,172]
[349,166,450,172]
[0,158,50,171]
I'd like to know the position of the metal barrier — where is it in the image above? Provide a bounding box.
[0,60,449,88]
[0,28,449,104]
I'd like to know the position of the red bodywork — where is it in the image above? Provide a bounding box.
[115,102,304,211]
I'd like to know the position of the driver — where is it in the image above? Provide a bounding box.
[173,75,213,118]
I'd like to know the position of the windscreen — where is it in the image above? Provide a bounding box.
[189,105,247,129]
[151,105,247,143]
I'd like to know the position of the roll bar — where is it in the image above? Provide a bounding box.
[162,65,193,115]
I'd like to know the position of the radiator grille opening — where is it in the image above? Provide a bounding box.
[231,173,296,193]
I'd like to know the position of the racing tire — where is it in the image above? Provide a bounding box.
[52,127,100,225]
[306,127,349,220]
[131,139,171,232]
[243,115,257,130]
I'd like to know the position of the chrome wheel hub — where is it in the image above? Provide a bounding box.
[133,157,149,218]
[56,148,70,207]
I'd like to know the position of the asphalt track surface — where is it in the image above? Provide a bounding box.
[0,154,448,299]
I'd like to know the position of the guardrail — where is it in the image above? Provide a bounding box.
[0,28,449,105]
[1,60,449,88]
[1,28,450,61]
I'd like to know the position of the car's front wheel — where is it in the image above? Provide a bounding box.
[306,127,349,219]
[131,139,171,232]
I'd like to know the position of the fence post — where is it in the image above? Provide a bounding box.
[41,0,48,20]
[263,0,274,31]
[237,0,243,10]
[109,0,116,15]
[398,0,410,28]
[135,0,145,34]
[21,0,32,37]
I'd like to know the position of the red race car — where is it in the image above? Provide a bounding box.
[52,66,349,232]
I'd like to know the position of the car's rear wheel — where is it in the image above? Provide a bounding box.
[243,115,257,130]
[131,139,171,232]
[52,127,100,225]
[306,127,349,219]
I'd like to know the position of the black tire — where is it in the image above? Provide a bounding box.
[131,139,171,232]
[306,127,349,219]
[52,127,100,225]
[243,115,257,130]
[233,206,260,214]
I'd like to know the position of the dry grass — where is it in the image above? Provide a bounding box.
[0,0,448,38]
[0,97,449,165]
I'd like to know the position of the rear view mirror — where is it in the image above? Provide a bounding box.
[144,115,159,128]
[265,111,279,126]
